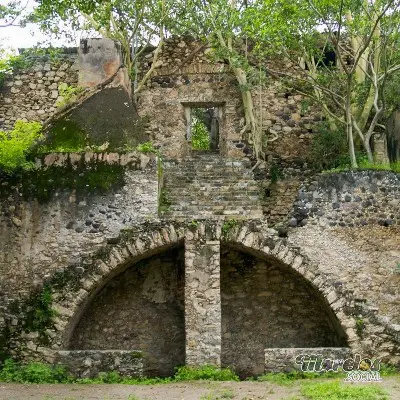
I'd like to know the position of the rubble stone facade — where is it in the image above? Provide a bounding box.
[0,38,398,377]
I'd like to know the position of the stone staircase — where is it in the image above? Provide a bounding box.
[161,152,263,220]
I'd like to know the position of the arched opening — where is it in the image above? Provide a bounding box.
[221,243,348,377]
[69,245,185,377]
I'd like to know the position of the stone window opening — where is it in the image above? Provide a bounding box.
[184,106,221,152]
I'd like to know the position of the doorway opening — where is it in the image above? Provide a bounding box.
[185,106,220,151]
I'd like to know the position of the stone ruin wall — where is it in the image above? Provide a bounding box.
[0,168,398,371]
[136,37,323,223]
[136,37,321,162]
[0,37,399,375]
[0,152,158,354]
[0,52,79,131]
[0,38,324,224]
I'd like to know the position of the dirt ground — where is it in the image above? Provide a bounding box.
[0,377,399,400]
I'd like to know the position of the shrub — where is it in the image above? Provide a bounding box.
[0,359,70,383]
[0,120,42,173]
[136,141,159,154]
[174,365,239,381]
[310,122,349,170]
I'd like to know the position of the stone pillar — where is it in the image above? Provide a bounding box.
[78,38,123,88]
[373,133,390,165]
[185,236,221,366]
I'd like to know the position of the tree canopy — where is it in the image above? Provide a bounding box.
[3,0,400,166]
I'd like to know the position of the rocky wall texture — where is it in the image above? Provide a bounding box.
[290,171,400,228]
[221,245,347,377]
[0,53,78,130]
[0,152,159,358]
[137,37,320,162]
[185,234,221,366]
[70,247,185,377]
[286,171,400,335]
[0,215,399,373]
[55,350,143,378]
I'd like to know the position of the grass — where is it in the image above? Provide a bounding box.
[324,159,400,173]
[256,370,346,386]
[301,380,389,400]
[0,361,239,384]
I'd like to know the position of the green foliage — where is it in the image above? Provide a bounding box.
[324,158,400,174]
[222,218,238,237]
[0,120,42,173]
[136,141,159,155]
[56,83,84,108]
[394,263,400,275]
[0,361,239,384]
[269,164,284,183]
[301,380,389,400]
[39,120,89,153]
[355,318,365,338]
[0,48,63,87]
[257,370,345,386]
[191,109,210,151]
[174,365,239,382]
[0,164,126,203]
[23,285,57,343]
[0,359,71,384]
[379,363,399,376]
[158,188,171,214]
[0,53,29,87]
[189,220,200,229]
[310,123,349,171]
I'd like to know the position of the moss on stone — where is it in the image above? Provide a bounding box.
[40,119,89,153]
[0,163,126,203]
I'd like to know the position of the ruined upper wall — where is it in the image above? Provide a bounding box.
[136,36,321,161]
[0,53,79,131]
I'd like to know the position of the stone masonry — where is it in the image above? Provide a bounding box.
[162,152,263,220]
[0,38,399,378]
[185,231,221,366]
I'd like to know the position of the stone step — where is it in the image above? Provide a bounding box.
[161,154,262,219]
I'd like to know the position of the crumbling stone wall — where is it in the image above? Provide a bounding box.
[0,151,158,357]
[71,246,185,377]
[0,52,78,130]
[221,245,347,377]
[137,37,320,161]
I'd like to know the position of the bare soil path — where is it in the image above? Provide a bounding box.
[0,377,399,400]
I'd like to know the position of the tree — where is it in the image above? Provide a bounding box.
[169,0,266,160]
[0,1,28,28]
[32,0,175,97]
[247,0,400,167]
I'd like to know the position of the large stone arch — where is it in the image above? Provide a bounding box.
[219,242,348,376]
[51,223,186,350]
[29,219,399,375]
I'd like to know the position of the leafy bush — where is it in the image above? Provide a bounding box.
[136,141,159,154]
[191,108,210,150]
[0,54,30,87]
[310,122,349,170]
[0,359,71,383]
[0,120,42,173]
[174,365,239,381]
